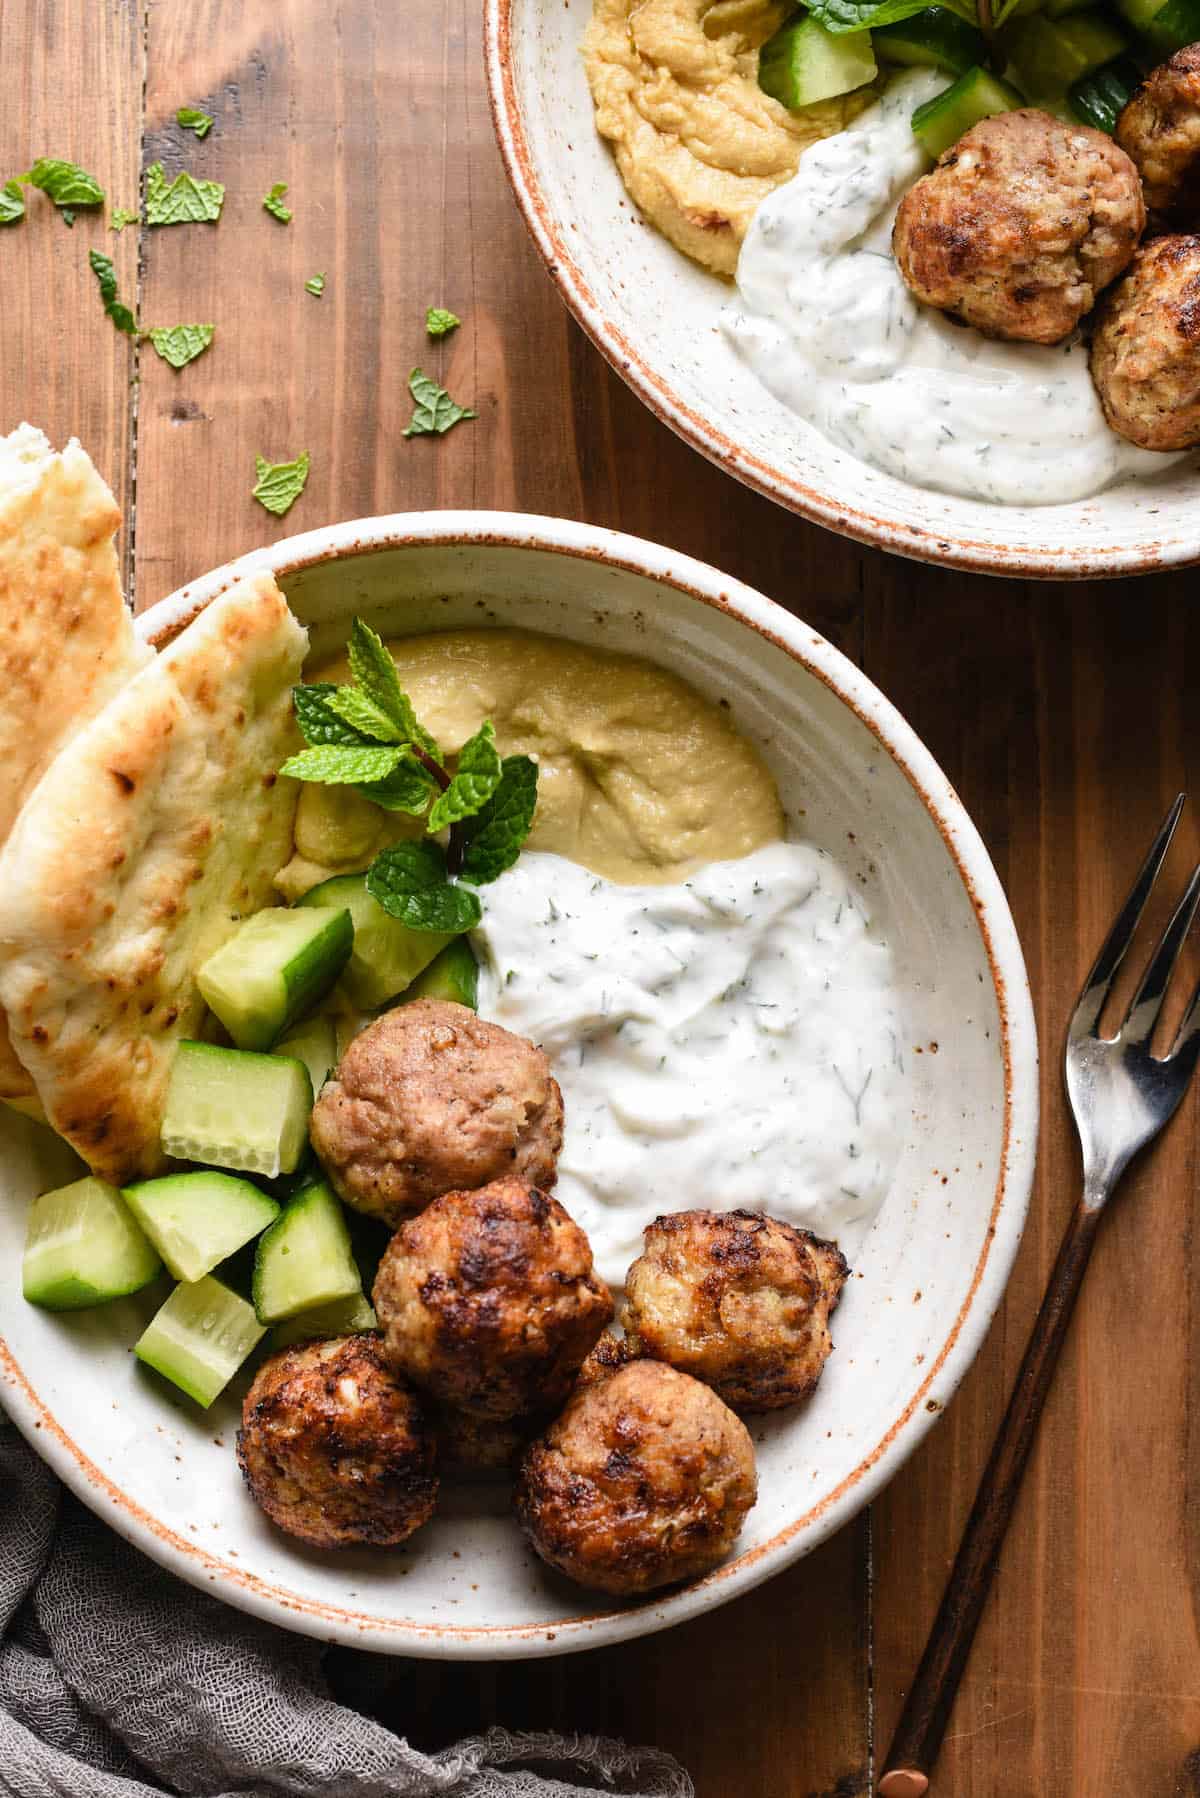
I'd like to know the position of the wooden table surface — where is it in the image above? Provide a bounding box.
[8,2,1200,1791]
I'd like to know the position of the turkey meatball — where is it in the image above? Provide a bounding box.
[309,999,563,1227]
[373,1176,613,1419]
[514,1361,757,1596]
[236,1334,437,1549]
[1116,46,1200,224]
[623,1209,848,1412]
[1090,234,1200,448]
[893,109,1144,343]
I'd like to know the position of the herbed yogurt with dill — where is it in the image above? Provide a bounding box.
[722,69,1184,507]
[472,841,905,1292]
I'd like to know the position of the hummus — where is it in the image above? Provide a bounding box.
[275,627,783,897]
[582,0,869,276]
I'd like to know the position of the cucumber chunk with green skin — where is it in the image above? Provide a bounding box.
[135,1275,266,1408]
[197,906,352,1052]
[271,1291,377,1350]
[1069,55,1141,130]
[875,9,986,74]
[911,65,1025,158]
[272,1013,337,1097]
[399,937,479,1010]
[1004,11,1127,99]
[121,1171,280,1284]
[252,1179,361,1323]
[758,15,877,109]
[1116,0,1200,46]
[296,873,452,1009]
[23,1177,161,1310]
[161,1041,313,1179]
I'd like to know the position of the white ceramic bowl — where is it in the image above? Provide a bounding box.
[0,513,1037,1657]
[485,1,1200,579]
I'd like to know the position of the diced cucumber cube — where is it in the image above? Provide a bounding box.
[272,1013,337,1097]
[252,1179,361,1323]
[399,936,478,1010]
[758,15,877,111]
[23,1177,162,1310]
[135,1275,266,1408]
[270,1291,377,1350]
[121,1171,280,1284]
[296,873,451,1009]
[1005,12,1127,101]
[875,8,986,74]
[161,1041,313,1179]
[197,906,352,1052]
[911,65,1024,158]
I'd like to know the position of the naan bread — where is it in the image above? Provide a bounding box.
[0,572,307,1181]
[0,424,151,1112]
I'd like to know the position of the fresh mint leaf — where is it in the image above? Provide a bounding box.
[805,0,973,25]
[146,323,214,368]
[293,683,372,747]
[428,721,502,832]
[459,755,539,885]
[144,161,224,225]
[426,306,460,337]
[403,368,476,438]
[0,181,25,224]
[305,272,325,296]
[356,757,436,815]
[253,451,310,516]
[347,619,440,757]
[61,208,75,227]
[279,744,406,784]
[110,207,138,231]
[263,182,291,223]
[26,158,105,207]
[88,250,137,335]
[176,106,214,138]
[366,841,482,933]
[326,686,403,743]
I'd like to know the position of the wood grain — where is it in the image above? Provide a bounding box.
[5,1,1200,1793]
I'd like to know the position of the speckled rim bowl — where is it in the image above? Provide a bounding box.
[0,513,1037,1658]
[484,0,1200,580]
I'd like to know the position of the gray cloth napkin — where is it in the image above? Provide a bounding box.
[0,1422,692,1798]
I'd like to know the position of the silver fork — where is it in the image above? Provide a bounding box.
[878,794,1200,1798]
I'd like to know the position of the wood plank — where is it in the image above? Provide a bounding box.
[1,0,142,590]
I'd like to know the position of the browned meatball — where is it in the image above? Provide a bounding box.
[1117,46,1200,224]
[309,999,564,1227]
[893,109,1144,344]
[575,1329,636,1388]
[514,1361,757,1596]
[1090,234,1200,448]
[236,1334,437,1549]
[622,1209,848,1413]
[372,1176,613,1419]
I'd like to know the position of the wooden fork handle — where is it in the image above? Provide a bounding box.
[878,1197,1105,1795]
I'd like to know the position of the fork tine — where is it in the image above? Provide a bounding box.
[1070,793,1186,1041]
[1169,970,1200,1068]
[1122,861,1200,1045]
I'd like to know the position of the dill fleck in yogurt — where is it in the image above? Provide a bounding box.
[723,70,1184,507]
[473,842,905,1292]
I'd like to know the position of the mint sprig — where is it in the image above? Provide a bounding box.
[347,619,440,757]
[459,756,539,886]
[367,842,483,934]
[427,721,502,833]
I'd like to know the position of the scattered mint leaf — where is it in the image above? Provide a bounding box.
[144,161,224,226]
[25,158,104,207]
[366,841,482,934]
[459,755,539,886]
[347,619,440,757]
[356,757,436,815]
[305,272,325,296]
[0,181,25,224]
[61,208,75,227]
[279,744,406,785]
[293,683,372,747]
[326,686,404,744]
[426,306,460,337]
[403,368,476,438]
[176,106,214,138]
[428,721,502,832]
[263,182,291,223]
[253,450,310,516]
[88,249,137,336]
[146,323,214,368]
[110,207,139,231]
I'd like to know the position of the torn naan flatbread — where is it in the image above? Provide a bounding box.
[0,571,307,1181]
[0,424,152,1114]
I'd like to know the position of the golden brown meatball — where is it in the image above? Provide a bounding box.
[893,109,1144,344]
[1090,234,1200,448]
[575,1329,636,1388]
[236,1335,437,1549]
[622,1209,848,1413]
[514,1361,757,1596]
[372,1176,613,1419]
[309,999,564,1227]
[1116,46,1200,224]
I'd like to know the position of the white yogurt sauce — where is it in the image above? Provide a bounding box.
[723,70,1184,506]
[472,843,904,1292]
